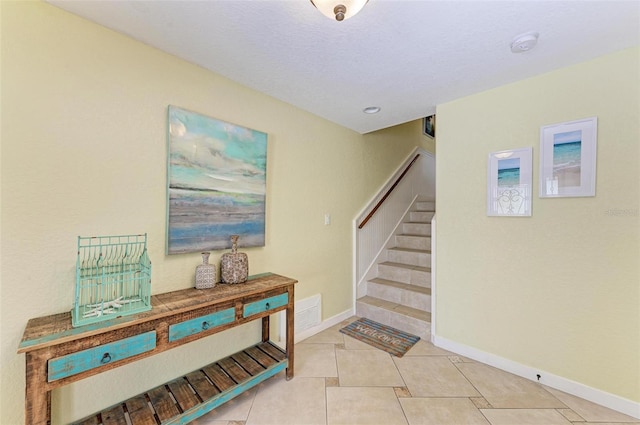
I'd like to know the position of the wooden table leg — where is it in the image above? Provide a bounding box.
[286,285,295,380]
[25,351,51,425]
[261,316,270,343]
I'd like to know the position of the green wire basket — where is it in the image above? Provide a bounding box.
[72,234,152,327]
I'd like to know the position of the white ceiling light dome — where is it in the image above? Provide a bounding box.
[310,0,369,21]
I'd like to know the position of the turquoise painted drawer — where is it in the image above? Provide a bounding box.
[243,293,288,318]
[48,331,156,382]
[169,307,235,342]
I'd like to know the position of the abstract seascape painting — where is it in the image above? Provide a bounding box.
[167,106,267,254]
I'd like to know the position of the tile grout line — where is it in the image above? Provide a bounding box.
[390,350,412,425]
[449,356,488,411]
[199,321,640,425]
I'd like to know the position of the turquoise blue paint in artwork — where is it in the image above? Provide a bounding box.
[167,106,267,254]
[497,158,520,187]
[553,130,581,188]
[553,130,582,166]
[554,141,581,165]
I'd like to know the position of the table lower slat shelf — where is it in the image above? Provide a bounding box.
[73,341,287,425]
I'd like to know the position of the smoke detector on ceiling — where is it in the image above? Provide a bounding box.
[511,32,539,53]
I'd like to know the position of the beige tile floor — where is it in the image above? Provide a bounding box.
[192,317,640,425]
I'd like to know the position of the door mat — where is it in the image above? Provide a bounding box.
[339,318,420,357]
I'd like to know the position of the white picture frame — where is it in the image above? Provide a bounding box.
[539,117,597,198]
[487,147,532,216]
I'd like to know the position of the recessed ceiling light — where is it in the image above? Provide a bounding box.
[511,32,539,53]
[363,106,381,114]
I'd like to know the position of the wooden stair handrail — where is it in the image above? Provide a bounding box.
[358,154,421,229]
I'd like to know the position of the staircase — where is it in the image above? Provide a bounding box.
[356,200,434,340]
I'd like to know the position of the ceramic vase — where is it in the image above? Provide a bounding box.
[195,252,216,289]
[220,235,248,284]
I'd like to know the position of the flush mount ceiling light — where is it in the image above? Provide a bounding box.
[310,0,369,21]
[510,32,539,53]
[363,106,381,114]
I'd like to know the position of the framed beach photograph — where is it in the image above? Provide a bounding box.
[487,147,532,216]
[539,117,597,198]
[166,105,267,254]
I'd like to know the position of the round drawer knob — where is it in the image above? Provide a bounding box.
[202,321,210,330]
[101,353,112,364]
[265,302,270,310]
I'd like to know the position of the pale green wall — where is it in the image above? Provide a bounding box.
[0,2,428,423]
[436,47,639,402]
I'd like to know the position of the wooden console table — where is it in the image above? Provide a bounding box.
[18,272,297,425]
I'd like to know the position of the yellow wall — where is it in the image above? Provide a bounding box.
[436,47,639,402]
[0,2,430,423]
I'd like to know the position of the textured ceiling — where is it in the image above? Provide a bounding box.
[48,0,640,134]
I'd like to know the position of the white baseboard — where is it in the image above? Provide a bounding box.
[276,308,354,349]
[433,334,640,420]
